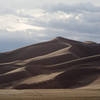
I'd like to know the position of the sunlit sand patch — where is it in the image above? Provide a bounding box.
[20,71,64,84]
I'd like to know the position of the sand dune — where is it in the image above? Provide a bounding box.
[0,37,100,89]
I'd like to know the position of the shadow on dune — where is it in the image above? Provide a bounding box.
[14,67,100,89]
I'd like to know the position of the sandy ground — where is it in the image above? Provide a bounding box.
[0,89,100,100]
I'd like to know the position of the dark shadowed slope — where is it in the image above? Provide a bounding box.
[0,37,100,89]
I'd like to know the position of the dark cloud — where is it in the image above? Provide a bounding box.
[45,3,100,13]
[40,3,100,37]
[0,2,100,52]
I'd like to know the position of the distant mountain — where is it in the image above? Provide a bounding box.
[0,37,100,89]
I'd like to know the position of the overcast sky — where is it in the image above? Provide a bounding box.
[0,0,100,52]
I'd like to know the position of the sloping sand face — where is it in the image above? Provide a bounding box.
[0,37,100,89]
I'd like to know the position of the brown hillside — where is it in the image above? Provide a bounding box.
[0,37,100,89]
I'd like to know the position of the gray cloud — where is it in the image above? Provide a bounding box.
[0,2,100,52]
[45,3,100,13]
[41,3,100,36]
